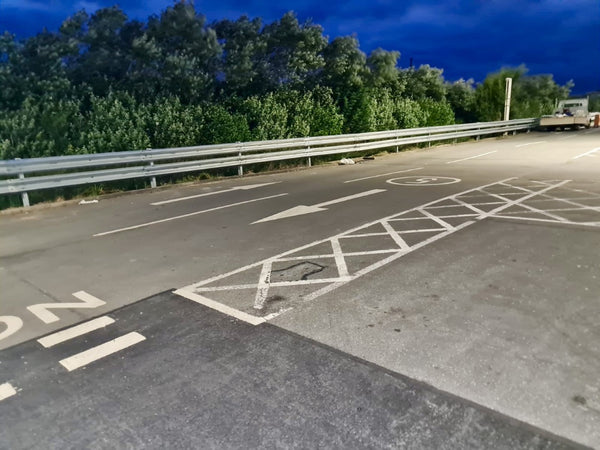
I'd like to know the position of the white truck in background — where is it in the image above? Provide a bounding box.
[539,98,594,130]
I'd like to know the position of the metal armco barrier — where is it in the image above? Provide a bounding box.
[0,118,537,206]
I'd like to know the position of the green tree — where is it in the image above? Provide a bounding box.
[130,1,221,102]
[401,65,446,101]
[0,95,83,159]
[144,97,204,148]
[474,66,571,121]
[68,7,143,96]
[199,104,250,144]
[322,36,369,101]
[80,92,150,153]
[366,48,403,94]
[214,16,265,96]
[445,78,477,123]
[474,67,524,121]
[260,12,327,91]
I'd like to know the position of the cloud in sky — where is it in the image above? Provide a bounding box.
[1,0,598,93]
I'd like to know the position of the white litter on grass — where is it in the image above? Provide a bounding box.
[78,199,99,205]
[339,158,355,165]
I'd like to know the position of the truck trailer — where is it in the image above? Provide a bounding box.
[539,98,592,130]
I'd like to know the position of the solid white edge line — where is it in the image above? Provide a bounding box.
[344,167,423,183]
[0,383,17,401]
[446,151,497,164]
[59,332,146,372]
[94,193,288,236]
[37,316,115,348]
[173,289,266,326]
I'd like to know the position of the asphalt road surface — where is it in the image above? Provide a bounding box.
[1,128,599,448]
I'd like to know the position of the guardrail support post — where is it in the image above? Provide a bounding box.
[18,173,30,208]
[14,159,30,208]
[238,143,244,177]
[149,161,157,188]
[307,140,312,167]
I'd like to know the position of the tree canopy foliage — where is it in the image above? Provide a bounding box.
[0,2,573,160]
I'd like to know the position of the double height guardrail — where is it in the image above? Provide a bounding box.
[0,118,536,207]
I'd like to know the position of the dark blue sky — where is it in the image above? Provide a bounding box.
[1,0,598,94]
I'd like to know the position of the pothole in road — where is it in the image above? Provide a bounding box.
[271,261,326,282]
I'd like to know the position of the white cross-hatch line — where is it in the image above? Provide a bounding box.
[573,147,600,159]
[331,237,350,277]
[94,193,288,236]
[174,178,590,326]
[254,261,273,310]
[179,177,521,291]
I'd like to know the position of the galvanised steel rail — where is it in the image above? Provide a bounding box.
[0,118,537,207]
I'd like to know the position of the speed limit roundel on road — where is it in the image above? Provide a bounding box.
[386,176,461,186]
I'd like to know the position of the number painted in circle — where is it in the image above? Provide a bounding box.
[386,176,461,186]
[0,316,23,342]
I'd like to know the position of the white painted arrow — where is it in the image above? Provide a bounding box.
[151,182,279,205]
[252,189,386,223]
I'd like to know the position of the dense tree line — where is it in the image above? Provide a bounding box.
[0,2,573,160]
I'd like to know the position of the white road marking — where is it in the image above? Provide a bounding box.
[0,316,23,342]
[344,167,423,183]
[420,209,455,230]
[150,182,279,205]
[573,147,600,160]
[178,177,597,324]
[59,332,146,372]
[492,215,600,227]
[380,221,410,250]
[0,383,17,401]
[446,151,497,164]
[27,291,106,324]
[174,289,267,325]
[95,193,288,236]
[515,141,546,148]
[303,221,475,302]
[252,189,385,223]
[37,316,115,348]
[183,177,518,291]
[253,262,273,310]
[386,176,461,186]
[331,237,350,277]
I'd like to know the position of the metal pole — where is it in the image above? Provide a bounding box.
[15,159,30,208]
[504,77,512,121]
[18,173,30,207]
[237,143,243,177]
[149,161,157,188]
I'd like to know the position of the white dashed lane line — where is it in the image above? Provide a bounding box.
[37,316,115,348]
[446,151,497,164]
[59,332,146,372]
[0,383,17,402]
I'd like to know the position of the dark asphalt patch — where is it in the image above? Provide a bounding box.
[0,292,586,449]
